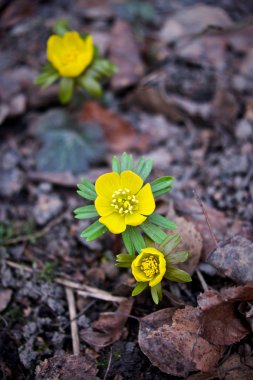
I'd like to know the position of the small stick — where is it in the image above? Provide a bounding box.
[5,260,126,303]
[65,287,80,355]
[193,189,219,248]
[3,212,68,246]
[196,269,209,292]
[103,347,113,380]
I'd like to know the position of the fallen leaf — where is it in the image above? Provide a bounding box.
[35,353,99,380]
[207,235,253,283]
[109,20,144,90]
[80,299,133,348]
[0,289,13,312]
[219,353,253,380]
[138,306,222,377]
[173,216,203,275]
[198,284,253,345]
[80,101,148,152]
[159,4,233,44]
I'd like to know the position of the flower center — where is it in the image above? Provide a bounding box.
[111,188,139,215]
[61,49,79,65]
[140,256,159,278]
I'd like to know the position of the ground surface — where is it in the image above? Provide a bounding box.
[1,1,253,379]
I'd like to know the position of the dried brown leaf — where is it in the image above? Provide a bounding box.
[109,20,144,90]
[219,353,253,380]
[173,216,203,275]
[80,299,133,348]
[79,101,147,152]
[139,306,222,377]
[198,284,253,345]
[207,235,253,283]
[35,353,99,380]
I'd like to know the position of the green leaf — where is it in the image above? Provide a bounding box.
[166,251,189,265]
[78,74,103,98]
[34,71,59,88]
[140,220,168,244]
[132,282,148,296]
[159,234,181,256]
[120,152,134,172]
[112,156,121,173]
[80,220,107,241]
[116,253,134,268]
[91,59,117,77]
[128,226,146,253]
[53,18,70,36]
[135,156,145,175]
[74,205,98,219]
[148,213,177,230]
[136,159,153,181]
[59,77,74,104]
[77,179,97,201]
[150,283,162,304]
[165,267,192,282]
[122,227,135,255]
[151,176,174,198]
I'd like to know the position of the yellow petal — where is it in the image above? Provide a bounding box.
[95,172,121,199]
[141,247,163,256]
[131,260,150,282]
[47,35,64,67]
[95,196,113,217]
[136,183,155,215]
[125,213,146,226]
[120,171,143,194]
[99,213,126,234]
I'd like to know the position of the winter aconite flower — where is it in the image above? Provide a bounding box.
[35,21,117,103]
[131,247,166,287]
[116,234,192,304]
[47,31,93,77]
[94,170,155,234]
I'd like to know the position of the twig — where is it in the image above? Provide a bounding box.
[65,287,80,356]
[196,269,209,292]
[76,289,126,303]
[3,212,68,246]
[103,347,113,380]
[193,189,219,248]
[4,260,126,303]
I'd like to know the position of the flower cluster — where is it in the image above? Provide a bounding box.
[74,153,191,303]
[35,20,117,103]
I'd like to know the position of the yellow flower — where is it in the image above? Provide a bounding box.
[131,247,166,287]
[94,170,155,234]
[47,31,93,77]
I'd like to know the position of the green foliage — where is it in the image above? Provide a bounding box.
[158,234,181,256]
[140,220,168,244]
[151,176,174,198]
[132,282,148,296]
[122,228,135,255]
[135,157,153,181]
[34,63,59,88]
[151,283,162,304]
[77,58,117,99]
[148,213,176,230]
[74,205,98,219]
[165,267,192,283]
[77,179,97,201]
[80,220,107,241]
[53,18,70,36]
[115,253,134,268]
[59,77,74,104]
[127,226,146,253]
